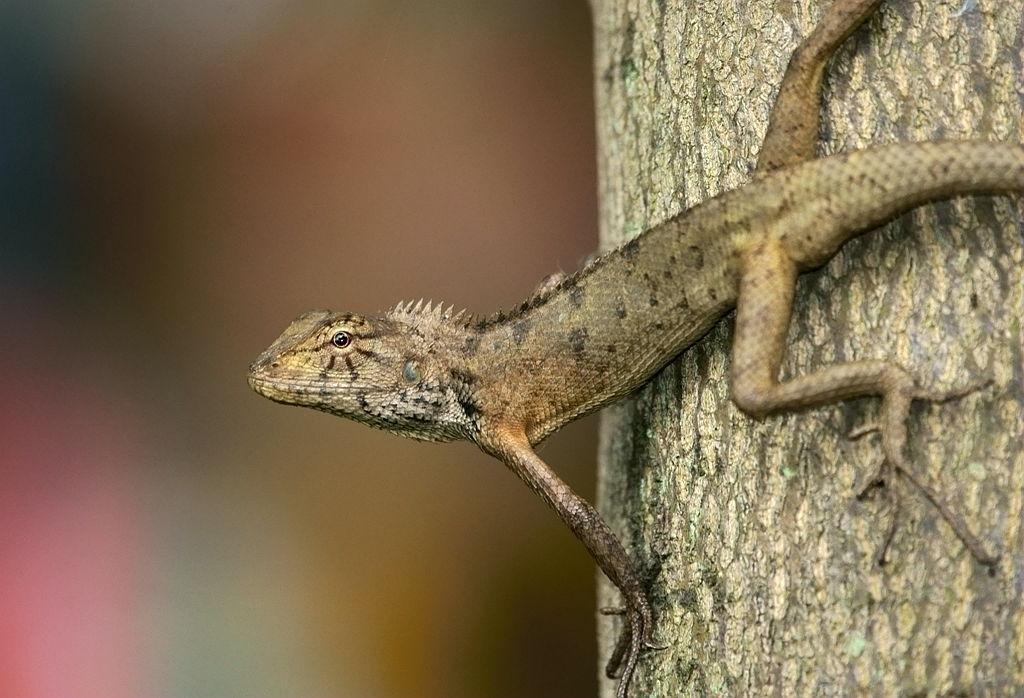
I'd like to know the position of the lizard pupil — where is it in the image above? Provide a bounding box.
[331,331,352,348]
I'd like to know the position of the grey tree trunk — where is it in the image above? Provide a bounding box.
[592,1,1024,695]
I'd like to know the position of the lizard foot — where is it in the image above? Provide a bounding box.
[598,601,671,650]
[603,589,655,697]
[850,375,998,573]
[601,607,668,649]
[847,376,993,442]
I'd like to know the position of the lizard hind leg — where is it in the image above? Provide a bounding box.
[757,0,883,173]
[730,241,998,569]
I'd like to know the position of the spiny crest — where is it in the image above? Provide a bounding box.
[471,250,608,329]
[386,298,474,335]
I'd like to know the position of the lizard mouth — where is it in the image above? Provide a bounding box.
[248,356,310,398]
[247,355,280,394]
[247,371,325,407]
[248,361,364,408]
[247,371,275,395]
[248,370,288,400]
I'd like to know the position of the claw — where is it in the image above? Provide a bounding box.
[603,609,631,679]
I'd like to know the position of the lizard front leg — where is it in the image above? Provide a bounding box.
[480,427,653,698]
[729,239,998,569]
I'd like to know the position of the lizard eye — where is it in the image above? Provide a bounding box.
[331,331,352,349]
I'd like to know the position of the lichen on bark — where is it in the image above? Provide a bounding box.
[592,1,1024,695]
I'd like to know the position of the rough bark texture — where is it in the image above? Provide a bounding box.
[593,1,1024,695]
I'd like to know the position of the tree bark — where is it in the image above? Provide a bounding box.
[592,1,1023,695]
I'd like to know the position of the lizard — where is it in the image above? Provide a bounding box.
[248,0,1022,695]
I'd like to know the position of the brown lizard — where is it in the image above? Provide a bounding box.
[248,1,1023,695]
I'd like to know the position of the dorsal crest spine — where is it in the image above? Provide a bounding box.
[387,298,474,332]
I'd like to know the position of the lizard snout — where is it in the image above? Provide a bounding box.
[248,355,280,375]
[247,351,285,397]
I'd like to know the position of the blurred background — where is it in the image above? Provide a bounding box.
[1,1,601,697]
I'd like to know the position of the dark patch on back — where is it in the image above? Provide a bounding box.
[568,328,588,357]
[606,344,617,353]
[622,238,640,262]
[614,301,627,319]
[463,335,481,356]
[512,320,532,345]
[643,272,659,293]
[688,245,704,269]
[649,295,659,307]
[568,284,584,308]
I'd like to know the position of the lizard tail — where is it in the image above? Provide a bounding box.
[778,140,1024,268]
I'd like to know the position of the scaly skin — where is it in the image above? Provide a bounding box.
[248,1,1022,695]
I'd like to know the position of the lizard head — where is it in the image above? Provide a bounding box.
[248,304,480,441]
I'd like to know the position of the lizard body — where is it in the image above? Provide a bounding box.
[470,141,1023,445]
[249,1,1023,695]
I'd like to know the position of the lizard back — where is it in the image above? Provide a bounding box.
[468,184,771,443]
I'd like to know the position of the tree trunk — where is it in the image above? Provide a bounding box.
[592,1,1023,695]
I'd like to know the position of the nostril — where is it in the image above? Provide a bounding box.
[270,362,280,369]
